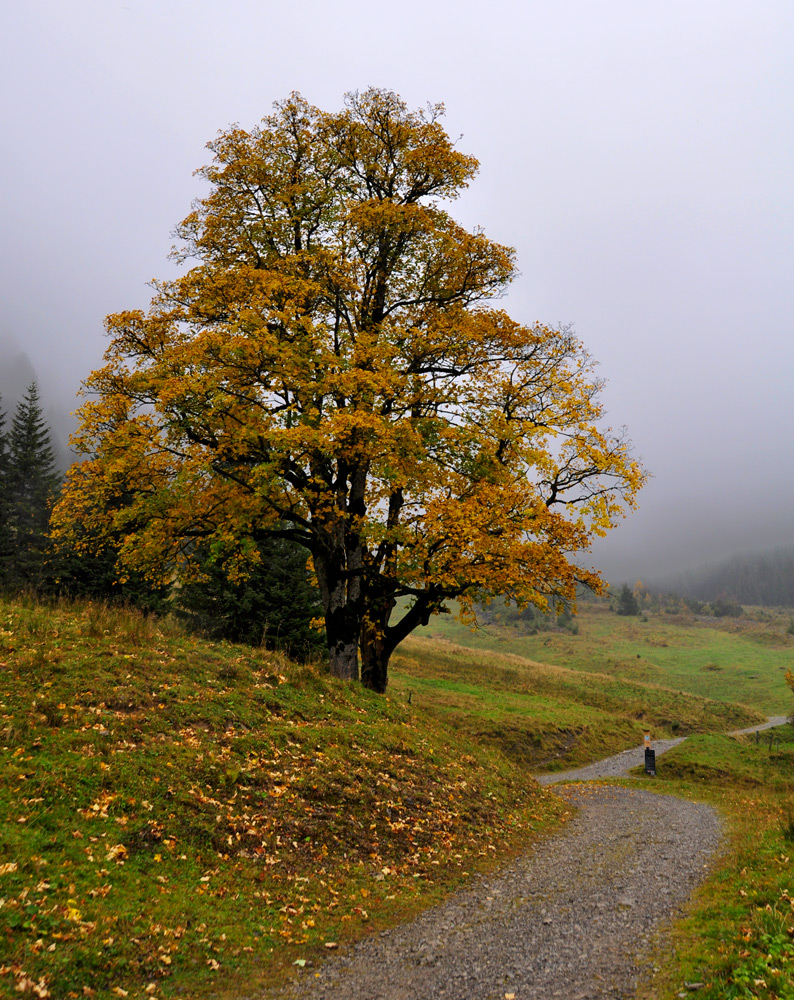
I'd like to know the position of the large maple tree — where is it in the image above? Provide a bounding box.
[52,89,646,690]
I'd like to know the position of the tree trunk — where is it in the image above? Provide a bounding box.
[360,592,449,692]
[327,635,359,680]
[359,621,390,692]
[320,585,362,682]
[359,593,398,693]
[313,525,364,683]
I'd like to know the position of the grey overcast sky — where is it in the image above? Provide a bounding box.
[1,0,792,583]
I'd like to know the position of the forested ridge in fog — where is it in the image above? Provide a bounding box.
[656,548,794,608]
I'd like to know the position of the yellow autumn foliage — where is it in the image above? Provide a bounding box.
[52,89,646,690]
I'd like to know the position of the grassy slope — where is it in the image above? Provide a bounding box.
[390,637,764,771]
[420,603,793,715]
[392,605,794,999]
[387,596,794,773]
[0,596,563,1000]
[2,596,791,999]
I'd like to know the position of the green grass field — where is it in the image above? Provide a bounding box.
[418,602,793,715]
[390,634,764,771]
[1,594,792,999]
[393,604,794,1000]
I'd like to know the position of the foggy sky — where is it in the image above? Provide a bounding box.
[1,0,792,583]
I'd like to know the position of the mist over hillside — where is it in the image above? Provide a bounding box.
[652,547,794,608]
[0,342,37,408]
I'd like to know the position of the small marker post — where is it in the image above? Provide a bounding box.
[643,731,656,776]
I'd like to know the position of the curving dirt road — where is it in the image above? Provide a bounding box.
[257,718,786,1000]
[261,787,718,1000]
[536,716,789,786]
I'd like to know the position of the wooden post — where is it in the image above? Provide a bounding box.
[644,732,655,775]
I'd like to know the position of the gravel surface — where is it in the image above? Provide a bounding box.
[535,717,789,786]
[259,787,721,1000]
[257,720,787,1000]
[731,715,789,735]
[535,739,687,786]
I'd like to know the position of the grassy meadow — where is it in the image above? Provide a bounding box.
[390,635,765,772]
[1,594,792,998]
[417,602,793,715]
[394,604,794,999]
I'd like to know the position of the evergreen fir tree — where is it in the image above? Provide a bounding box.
[175,537,326,661]
[0,395,11,587]
[5,383,61,589]
[615,582,640,616]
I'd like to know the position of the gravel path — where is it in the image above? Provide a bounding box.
[535,716,789,786]
[258,719,786,1000]
[263,787,720,1000]
[534,739,687,786]
[731,715,788,735]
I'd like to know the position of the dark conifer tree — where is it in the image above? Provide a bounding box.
[0,396,11,588]
[175,537,326,661]
[615,582,640,616]
[5,383,61,588]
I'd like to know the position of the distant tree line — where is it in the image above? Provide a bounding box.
[476,594,579,634]
[656,550,794,610]
[0,384,325,660]
[608,581,745,618]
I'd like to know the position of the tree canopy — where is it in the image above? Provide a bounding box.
[52,88,646,690]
